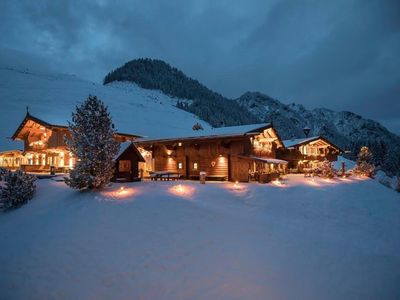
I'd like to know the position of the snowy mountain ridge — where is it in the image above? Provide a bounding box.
[237,92,400,175]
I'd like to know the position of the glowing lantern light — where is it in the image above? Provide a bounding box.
[271,179,285,187]
[169,184,195,198]
[176,184,184,194]
[101,185,134,200]
[232,180,242,190]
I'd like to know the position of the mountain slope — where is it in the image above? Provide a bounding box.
[0,50,211,151]
[103,58,260,127]
[237,92,400,176]
[104,59,400,176]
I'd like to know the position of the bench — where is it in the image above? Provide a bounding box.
[150,171,181,181]
[205,175,227,181]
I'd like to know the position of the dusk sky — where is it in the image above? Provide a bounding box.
[1,0,399,133]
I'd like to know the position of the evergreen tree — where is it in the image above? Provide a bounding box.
[320,159,336,178]
[353,146,375,177]
[0,170,36,210]
[65,95,120,189]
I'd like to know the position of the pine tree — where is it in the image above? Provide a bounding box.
[0,170,36,210]
[320,159,336,178]
[65,95,120,189]
[353,146,375,177]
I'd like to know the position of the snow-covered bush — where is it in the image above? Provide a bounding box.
[65,95,120,190]
[375,170,400,192]
[320,159,336,178]
[0,170,36,210]
[353,146,375,177]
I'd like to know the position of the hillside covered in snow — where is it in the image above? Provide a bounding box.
[0,49,211,151]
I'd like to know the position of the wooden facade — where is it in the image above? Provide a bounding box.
[136,124,288,182]
[280,136,342,171]
[0,111,343,180]
[0,112,140,173]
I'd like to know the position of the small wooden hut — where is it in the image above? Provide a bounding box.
[113,142,145,182]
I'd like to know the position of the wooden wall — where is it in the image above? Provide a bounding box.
[141,134,283,182]
[149,138,259,180]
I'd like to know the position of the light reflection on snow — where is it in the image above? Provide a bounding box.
[271,179,286,188]
[169,184,195,199]
[305,178,321,187]
[101,186,135,201]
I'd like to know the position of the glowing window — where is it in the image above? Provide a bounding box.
[178,162,183,169]
[193,162,198,170]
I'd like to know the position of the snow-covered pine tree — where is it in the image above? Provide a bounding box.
[65,95,120,189]
[320,159,336,178]
[0,170,36,210]
[353,146,375,177]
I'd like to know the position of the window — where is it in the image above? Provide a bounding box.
[193,162,198,170]
[119,160,131,172]
[178,162,183,169]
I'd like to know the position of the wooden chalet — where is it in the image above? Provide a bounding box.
[0,109,344,182]
[135,123,288,182]
[279,136,342,172]
[113,142,145,182]
[0,112,141,173]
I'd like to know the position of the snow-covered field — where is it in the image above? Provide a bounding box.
[0,175,399,300]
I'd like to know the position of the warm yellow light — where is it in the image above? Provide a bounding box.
[169,184,195,198]
[101,186,135,200]
[271,179,284,187]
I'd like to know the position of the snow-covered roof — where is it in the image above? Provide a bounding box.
[239,155,288,164]
[115,142,132,159]
[114,141,145,162]
[283,136,320,148]
[283,136,343,152]
[137,123,272,142]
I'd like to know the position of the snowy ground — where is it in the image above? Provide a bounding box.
[0,175,399,300]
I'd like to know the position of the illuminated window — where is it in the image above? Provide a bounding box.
[193,162,198,170]
[178,162,183,169]
[178,142,182,146]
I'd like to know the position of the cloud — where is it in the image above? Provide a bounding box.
[0,0,399,133]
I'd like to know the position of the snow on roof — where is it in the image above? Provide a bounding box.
[138,123,271,142]
[283,136,320,148]
[115,141,133,159]
[241,155,288,164]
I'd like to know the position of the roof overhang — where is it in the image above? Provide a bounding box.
[237,155,288,164]
[12,112,142,141]
[292,136,343,153]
